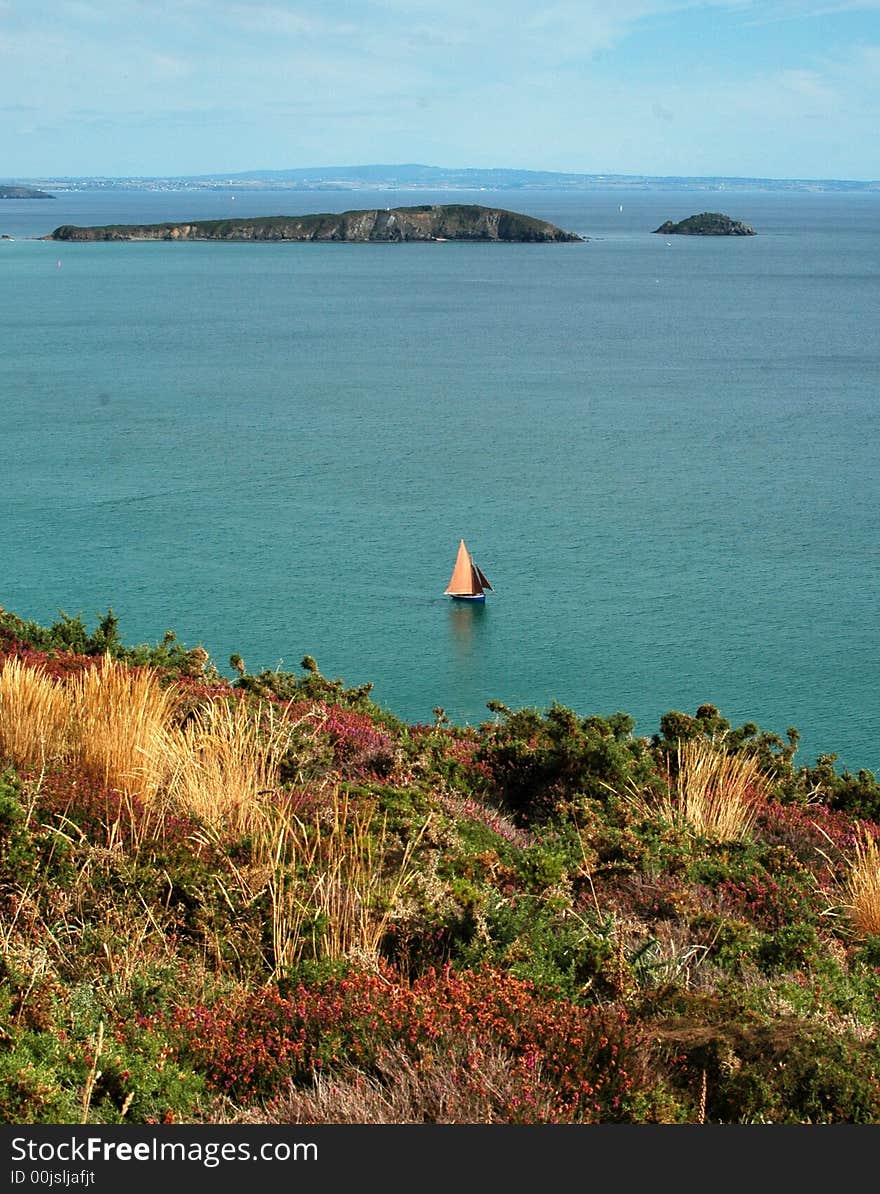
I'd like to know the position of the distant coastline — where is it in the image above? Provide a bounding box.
[7,162,880,195]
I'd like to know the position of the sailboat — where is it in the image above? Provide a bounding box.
[444,539,493,602]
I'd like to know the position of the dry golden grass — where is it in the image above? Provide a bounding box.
[843,829,880,938]
[297,792,429,966]
[1,654,428,971]
[0,656,69,769]
[67,657,178,802]
[227,1041,557,1124]
[629,737,769,841]
[248,790,430,975]
[0,655,311,841]
[156,699,302,836]
[0,655,177,805]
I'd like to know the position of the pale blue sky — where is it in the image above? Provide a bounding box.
[2,0,879,180]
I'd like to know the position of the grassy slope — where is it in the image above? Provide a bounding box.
[1,604,879,1124]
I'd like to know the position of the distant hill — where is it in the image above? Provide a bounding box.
[187,164,880,193]
[47,204,584,244]
[22,165,880,194]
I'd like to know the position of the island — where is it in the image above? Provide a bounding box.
[45,203,583,243]
[653,211,755,236]
[0,184,54,199]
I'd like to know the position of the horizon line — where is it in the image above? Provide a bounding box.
[5,164,879,187]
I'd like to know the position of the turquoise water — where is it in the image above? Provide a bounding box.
[2,188,878,771]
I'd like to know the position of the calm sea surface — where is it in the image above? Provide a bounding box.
[2,187,878,771]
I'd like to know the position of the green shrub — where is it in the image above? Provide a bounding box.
[0,988,205,1124]
[757,923,823,974]
[664,1017,880,1123]
[477,705,657,824]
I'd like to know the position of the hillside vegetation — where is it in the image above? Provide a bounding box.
[0,185,54,199]
[1,604,879,1124]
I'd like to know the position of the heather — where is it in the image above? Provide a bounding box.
[2,605,880,1123]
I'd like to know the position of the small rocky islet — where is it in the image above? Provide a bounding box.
[653,211,756,235]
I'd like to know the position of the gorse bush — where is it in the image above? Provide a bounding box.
[801,754,880,821]
[652,1006,880,1124]
[476,704,657,824]
[0,605,202,677]
[0,993,206,1125]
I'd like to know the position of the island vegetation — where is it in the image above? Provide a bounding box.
[0,185,54,199]
[653,212,756,236]
[46,204,582,244]
[2,602,880,1124]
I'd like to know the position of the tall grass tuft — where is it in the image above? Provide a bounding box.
[0,656,69,769]
[67,656,178,803]
[628,737,769,841]
[843,829,880,938]
[298,792,429,966]
[157,699,299,836]
[254,790,430,974]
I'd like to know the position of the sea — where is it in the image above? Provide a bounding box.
[1,186,878,774]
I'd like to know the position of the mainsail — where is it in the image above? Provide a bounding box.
[445,539,492,597]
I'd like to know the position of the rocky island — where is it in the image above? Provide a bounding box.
[653,211,755,236]
[0,184,54,199]
[46,203,583,243]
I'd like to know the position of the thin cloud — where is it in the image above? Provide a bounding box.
[741,0,880,23]
[1,0,877,178]
[206,2,359,37]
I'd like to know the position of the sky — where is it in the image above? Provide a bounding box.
[1,0,879,181]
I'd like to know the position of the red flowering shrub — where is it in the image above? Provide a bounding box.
[318,705,396,778]
[157,966,641,1122]
[0,640,93,681]
[17,765,201,851]
[706,873,817,932]
[756,801,865,867]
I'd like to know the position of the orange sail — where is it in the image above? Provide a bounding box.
[445,539,492,598]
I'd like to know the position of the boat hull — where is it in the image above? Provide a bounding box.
[448,593,486,602]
